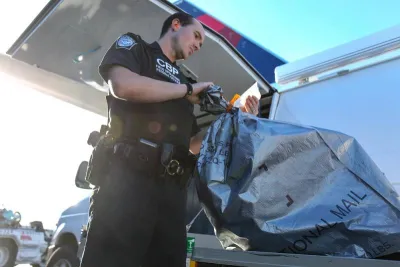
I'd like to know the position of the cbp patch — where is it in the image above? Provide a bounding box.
[155,57,181,84]
[116,35,136,50]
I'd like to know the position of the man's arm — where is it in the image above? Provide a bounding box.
[108,66,187,103]
[99,33,186,103]
[100,34,212,104]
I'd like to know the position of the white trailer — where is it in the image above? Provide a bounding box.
[271,23,400,190]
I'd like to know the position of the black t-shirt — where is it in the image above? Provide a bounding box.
[98,32,200,149]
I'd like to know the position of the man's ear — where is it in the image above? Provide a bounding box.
[171,18,181,31]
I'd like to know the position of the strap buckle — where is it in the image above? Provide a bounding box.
[166,159,184,176]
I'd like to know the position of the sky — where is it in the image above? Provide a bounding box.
[0,0,399,230]
[0,1,97,231]
[184,0,400,62]
[0,71,103,229]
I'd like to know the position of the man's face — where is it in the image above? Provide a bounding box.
[171,18,205,60]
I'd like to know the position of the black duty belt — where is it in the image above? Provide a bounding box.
[112,138,197,178]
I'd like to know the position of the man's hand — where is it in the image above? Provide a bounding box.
[243,96,259,116]
[190,129,206,155]
[185,82,214,104]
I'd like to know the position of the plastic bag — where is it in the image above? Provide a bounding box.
[194,109,400,258]
[198,84,262,115]
[199,85,230,115]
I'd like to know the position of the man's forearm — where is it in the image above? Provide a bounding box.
[109,66,187,103]
[190,130,206,155]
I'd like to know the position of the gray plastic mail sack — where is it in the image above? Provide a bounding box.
[194,109,400,258]
[199,85,230,115]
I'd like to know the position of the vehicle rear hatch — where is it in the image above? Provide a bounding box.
[5,0,278,126]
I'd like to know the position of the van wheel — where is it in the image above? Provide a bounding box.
[0,239,17,267]
[46,246,80,267]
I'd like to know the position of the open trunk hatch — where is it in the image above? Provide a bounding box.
[5,0,279,125]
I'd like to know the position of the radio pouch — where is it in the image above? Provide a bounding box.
[85,134,115,186]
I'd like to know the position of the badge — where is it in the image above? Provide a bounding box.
[116,35,136,50]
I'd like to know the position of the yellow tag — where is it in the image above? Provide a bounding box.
[186,259,197,267]
[227,94,241,112]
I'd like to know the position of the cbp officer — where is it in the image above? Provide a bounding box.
[79,12,259,267]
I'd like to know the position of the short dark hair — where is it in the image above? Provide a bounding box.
[160,12,194,38]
